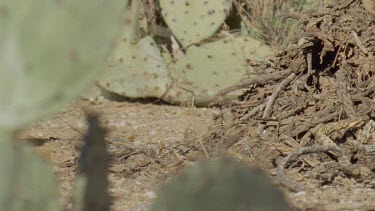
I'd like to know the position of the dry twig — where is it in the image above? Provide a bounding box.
[277,145,343,192]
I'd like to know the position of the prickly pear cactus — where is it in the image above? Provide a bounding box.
[159,0,232,47]
[0,0,125,131]
[96,0,171,99]
[151,157,291,211]
[163,36,273,105]
[123,0,148,44]
[99,36,171,99]
[99,35,273,106]
[0,136,61,211]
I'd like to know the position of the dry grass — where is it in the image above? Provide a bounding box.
[234,0,321,50]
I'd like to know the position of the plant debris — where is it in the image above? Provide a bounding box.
[207,0,375,192]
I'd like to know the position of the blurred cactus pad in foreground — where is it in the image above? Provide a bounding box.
[0,0,125,210]
[0,0,125,131]
[152,157,291,211]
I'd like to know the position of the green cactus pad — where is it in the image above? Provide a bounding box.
[0,137,61,211]
[0,0,125,131]
[99,36,171,99]
[159,0,232,47]
[164,36,273,105]
[123,0,148,44]
[151,157,291,211]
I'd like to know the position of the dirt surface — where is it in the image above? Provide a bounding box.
[21,100,215,210]
[20,98,375,210]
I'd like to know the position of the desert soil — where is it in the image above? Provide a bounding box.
[21,100,214,210]
[19,100,375,211]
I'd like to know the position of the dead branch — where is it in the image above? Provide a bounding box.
[277,145,343,192]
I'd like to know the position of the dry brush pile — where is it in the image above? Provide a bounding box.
[207,0,375,192]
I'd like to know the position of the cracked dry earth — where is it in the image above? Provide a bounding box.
[21,100,375,210]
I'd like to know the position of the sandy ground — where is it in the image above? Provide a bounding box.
[21,100,375,211]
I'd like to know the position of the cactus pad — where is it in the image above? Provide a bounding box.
[0,137,61,211]
[159,0,232,47]
[0,0,125,131]
[151,157,291,211]
[99,36,171,99]
[164,36,274,105]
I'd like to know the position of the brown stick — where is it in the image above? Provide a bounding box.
[213,68,294,99]
[257,73,297,134]
[277,145,343,192]
[336,62,358,118]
